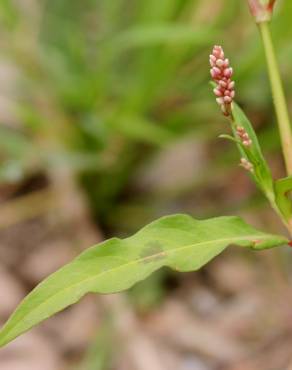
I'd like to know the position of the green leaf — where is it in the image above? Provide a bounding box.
[219,134,240,144]
[111,25,215,50]
[109,114,174,145]
[231,103,275,200]
[0,214,287,347]
[275,176,292,220]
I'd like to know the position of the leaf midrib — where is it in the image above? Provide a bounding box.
[0,233,273,343]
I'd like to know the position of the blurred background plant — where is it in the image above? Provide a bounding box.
[1,1,292,369]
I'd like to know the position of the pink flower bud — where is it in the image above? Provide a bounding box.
[213,67,221,76]
[216,59,224,68]
[216,97,224,105]
[247,0,277,23]
[214,88,223,97]
[236,126,252,147]
[223,59,229,68]
[224,68,233,78]
[209,55,216,62]
[243,140,253,147]
[240,158,254,172]
[219,80,227,88]
[224,96,232,103]
[213,45,224,59]
[228,81,235,90]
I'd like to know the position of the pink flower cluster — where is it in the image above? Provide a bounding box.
[240,158,254,172]
[236,126,252,147]
[210,46,235,116]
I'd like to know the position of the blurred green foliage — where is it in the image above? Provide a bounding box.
[0,0,292,233]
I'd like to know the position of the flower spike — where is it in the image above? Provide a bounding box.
[247,0,277,23]
[210,46,235,117]
[236,126,252,147]
[240,158,254,172]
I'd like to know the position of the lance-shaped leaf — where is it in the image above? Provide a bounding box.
[231,103,275,202]
[0,214,287,348]
[275,176,292,221]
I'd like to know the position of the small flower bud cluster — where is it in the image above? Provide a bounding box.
[248,0,276,23]
[210,45,235,116]
[236,126,252,147]
[240,158,254,172]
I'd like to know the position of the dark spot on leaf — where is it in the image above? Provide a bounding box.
[252,240,262,247]
[140,241,166,263]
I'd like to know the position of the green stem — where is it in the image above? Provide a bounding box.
[259,22,292,176]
